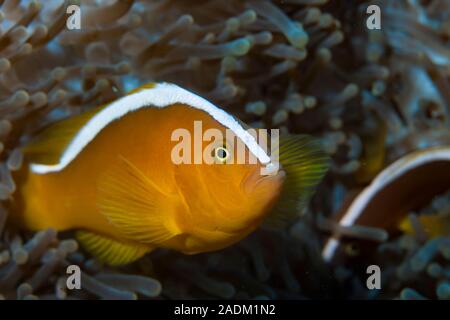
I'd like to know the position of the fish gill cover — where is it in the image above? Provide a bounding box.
[0,0,448,300]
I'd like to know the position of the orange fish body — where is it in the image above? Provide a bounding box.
[12,83,328,265]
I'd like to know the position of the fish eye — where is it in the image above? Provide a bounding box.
[214,146,229,163]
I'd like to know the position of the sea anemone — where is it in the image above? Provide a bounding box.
[0,0,449,300]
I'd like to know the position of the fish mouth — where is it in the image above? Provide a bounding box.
[242,165,285,194]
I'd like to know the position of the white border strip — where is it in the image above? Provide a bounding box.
[322,147,450,262]
[31,83,271,174]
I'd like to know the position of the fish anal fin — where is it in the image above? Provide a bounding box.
[264,134,330,228]
[98,156,182,246]
[76,230,152,266]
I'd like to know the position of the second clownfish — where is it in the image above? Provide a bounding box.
[11,83,329,265]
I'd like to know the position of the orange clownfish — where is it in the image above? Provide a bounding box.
[11,83,328,265]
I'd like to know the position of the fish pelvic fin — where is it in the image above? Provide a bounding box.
[98,155,182,246]
[263,134,330,229]
[76,230,152,266]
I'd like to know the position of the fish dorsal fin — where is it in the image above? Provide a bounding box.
[98,156,182,245]
[76,230,152,266]
[23,84,158,167]
[27,83,271,175]
[127,82,157,94]
[23,104,107,165]
[399,214,450,238]
[263,134,330,229]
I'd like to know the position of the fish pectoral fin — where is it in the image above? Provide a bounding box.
[263,134,330,229]
[98,156,181,246]
[76,230,152,266]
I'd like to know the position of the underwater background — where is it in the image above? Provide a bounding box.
[0,0,449,300]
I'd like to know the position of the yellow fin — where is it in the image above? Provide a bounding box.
[127,82,157,94]
[264,134,330,228]
[22,83,157,165]
[76,230,152,266]
[22,104,107,165]
[98,156,181,245]
[399,214,450,238]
